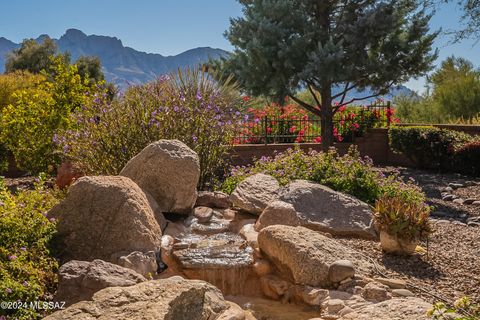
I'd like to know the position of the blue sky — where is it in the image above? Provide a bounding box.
[0,0,478,93]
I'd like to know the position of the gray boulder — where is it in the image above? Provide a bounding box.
[257,180,377,239]
[120,140,200,214]
[55,259,146,306]
[49,176,164,262]
[230,173,281,215]
[46,277,237,320]
[258,225,374,287]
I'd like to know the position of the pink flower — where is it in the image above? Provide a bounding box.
[289,126,297,133]
[313,136,322,143]
[8,255,17,261]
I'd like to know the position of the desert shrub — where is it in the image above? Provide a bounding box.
[0,175,63,319]
[0,72,47,174]
[428,296,480,320]
[389,126,474,170]
[221,146,425,206]
[453,141,480,176]
[58,68,243,189]
[374,194,431,240]
[0,56,96,174]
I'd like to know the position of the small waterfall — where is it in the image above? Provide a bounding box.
[171,232,257,296]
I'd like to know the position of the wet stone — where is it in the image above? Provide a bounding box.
[172,233,254,269]
[188,215,230,235]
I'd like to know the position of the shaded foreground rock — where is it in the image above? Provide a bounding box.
[258,225,374,286]
[46,277,238,320]
[257,180,377,239]
[230,173,281,215]
[55,259,146,306]
[120,139,200,214]
[49,176,163,262]
[338,297,431,319]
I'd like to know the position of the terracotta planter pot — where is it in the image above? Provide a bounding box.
[379,230,417,255]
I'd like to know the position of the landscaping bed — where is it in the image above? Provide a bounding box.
[338,167,480,304]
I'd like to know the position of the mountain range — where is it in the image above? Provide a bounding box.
[0,29,416,100]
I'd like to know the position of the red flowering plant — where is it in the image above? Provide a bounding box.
[235,99,398,144]
[234,102,322,144]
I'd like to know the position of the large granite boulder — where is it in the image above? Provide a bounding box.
[257,225,374,287]
[55,259,146,306]
[120,139,200,214]
[338,297,431,320]
[230,173,281,215]
[49,176,163,262]
[45,277,238,320]
[257,180,377,239]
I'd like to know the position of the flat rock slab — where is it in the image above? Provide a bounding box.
[258,225,375,287]
[258,180,377,239]
[338,297,431,320]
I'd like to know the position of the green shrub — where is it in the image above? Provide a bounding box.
[0,56,96,174]
[389,126,474,170]
[453,141,480,176]
[221,146,425,206]
[58,68,243,189]
[0,175,63,319]
[428,296,480,320]
[374,194,431,240]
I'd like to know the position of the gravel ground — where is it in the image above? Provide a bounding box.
[338,167,480,305]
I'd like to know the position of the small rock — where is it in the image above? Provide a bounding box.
[116,251,158,277]
[328,260,356,283]
[443,186,453,192]
[465,181,475,187]
[239,223,259,248]
[326,299,346,314]
[290,285,329,306]
[435,219,451,224]
[217,208,238,220]
[473,201,480,206]
[338,306,355,316]
[451,221,467,226]
[463,198,477,205]
[468,222,480,227]
[453,198,464,205]
[362,282,391,302]
[253,259,272,276]
[196,191,232,209]
[449,183,464,189]
[193,206,214,223]
[392,289,415,297]
[432,210,449,217]
[260,275,290,300]
[373,277,406,289]
[442,194,454,201]
[468,216,480,223]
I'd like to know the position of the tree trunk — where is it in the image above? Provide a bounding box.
[320,86,333,151]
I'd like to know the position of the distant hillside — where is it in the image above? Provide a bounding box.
[0,29,416,100]
[0,29,228,88]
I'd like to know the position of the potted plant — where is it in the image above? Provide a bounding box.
[374,195,432,255]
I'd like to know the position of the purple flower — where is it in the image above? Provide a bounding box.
[49,218,56,223]
[192,135,198,142]
[20,247,26,252]
[196,90,202,101]
[23,281,29,287]
[5,288,12,294]
[8,255,17,261]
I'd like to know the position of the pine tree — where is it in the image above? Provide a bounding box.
[219,0,438,149]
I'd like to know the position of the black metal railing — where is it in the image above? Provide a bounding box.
[233,102,393,145]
